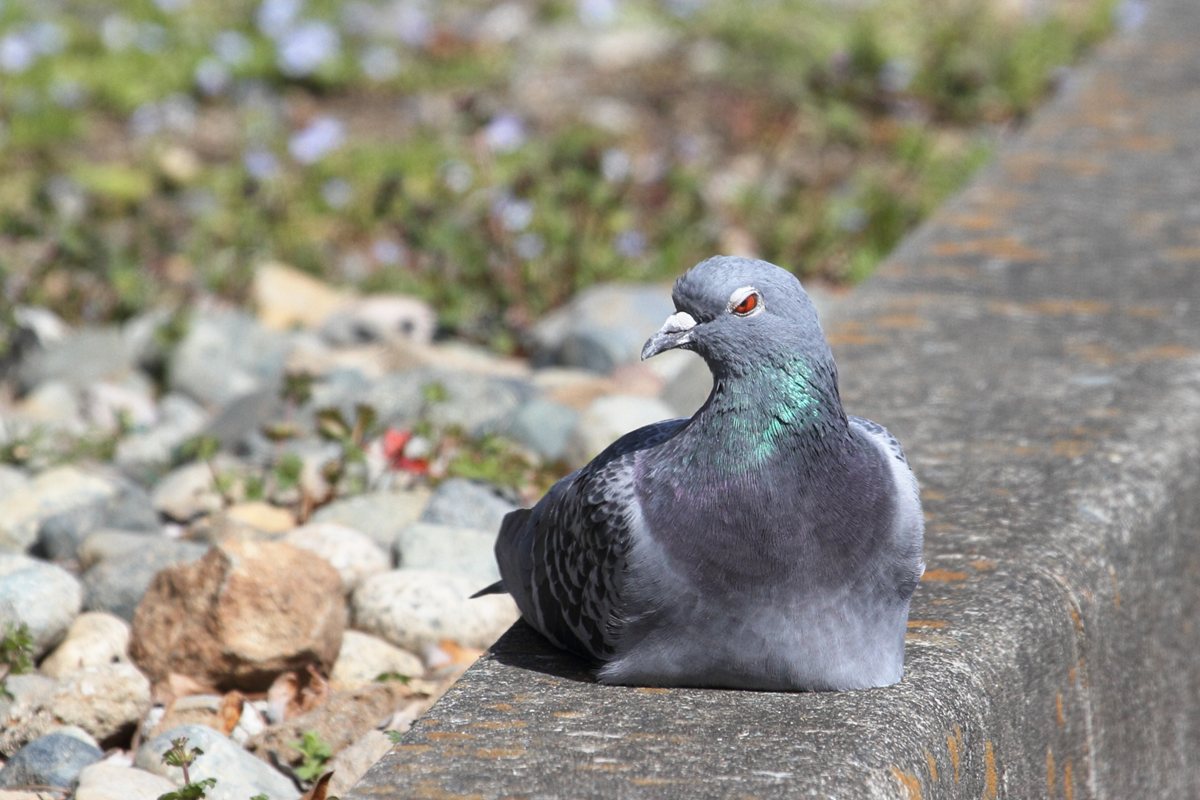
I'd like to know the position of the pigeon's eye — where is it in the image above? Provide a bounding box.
[731,292,760,316]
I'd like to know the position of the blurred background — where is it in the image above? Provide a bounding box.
[0,0,1125,353]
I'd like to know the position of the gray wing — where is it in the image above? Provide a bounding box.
[849,415,925,599]
[494,418,686,662]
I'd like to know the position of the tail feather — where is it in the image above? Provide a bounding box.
[469,580,506,599]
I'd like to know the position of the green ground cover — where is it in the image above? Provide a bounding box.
[0,0,1115,351]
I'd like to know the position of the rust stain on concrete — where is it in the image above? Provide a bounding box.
[1047,747,1057,798]
[971,558,996,572]
[922,489,947,502]
[471,720,527,730]
[989,299,1111,317]
[1130,344,1199,362]
[875,314,930,330]
[907,619,949,629]
[426,731,476,742]
[891,766,923,800]
[1162,245,1200,262]
[1118,133,1173,152]
[408,779,485,800]
[947,726,962,784]
[1051,440,1090,459]
[553,710,587,719]
[931,236,1046,261]
[1056,692,1066,727]
[943,212,1001,231]
[475,747,525,758]
[1064,760,1075,800]
[983,740,999,800]
[924,750,940,782]
[923,568,969,583]
[636,687,670,695]
[630,777,678,787]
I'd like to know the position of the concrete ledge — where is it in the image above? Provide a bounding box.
[348,2,1200,797]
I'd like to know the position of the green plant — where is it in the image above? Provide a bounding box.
[157,736,216,800]
[0,623,35,700]
[291,730,334,783]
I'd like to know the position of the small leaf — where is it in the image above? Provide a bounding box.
[316,408,352,442]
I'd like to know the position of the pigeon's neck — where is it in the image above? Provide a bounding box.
[690,356,848,467]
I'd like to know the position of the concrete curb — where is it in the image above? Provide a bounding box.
[348,2,1200,796]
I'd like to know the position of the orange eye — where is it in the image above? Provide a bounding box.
[732,292,759,315]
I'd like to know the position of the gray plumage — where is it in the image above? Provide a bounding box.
[479,256,924,691]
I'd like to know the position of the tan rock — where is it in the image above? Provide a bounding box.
[330,630,424,690]
[253,262,353,330]
[327,728,394,797]
[75,763,176,800]
[40,612,130,678]
[222,501,296,534]
[129,540,347,691]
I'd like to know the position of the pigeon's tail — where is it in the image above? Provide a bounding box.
[469,581,506,599]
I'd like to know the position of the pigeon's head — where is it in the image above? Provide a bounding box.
[641,256,832,373]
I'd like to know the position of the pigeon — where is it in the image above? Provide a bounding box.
[475,256,924,691]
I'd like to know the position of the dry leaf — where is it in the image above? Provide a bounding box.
[299,771,335,800]
[219,690,246,735]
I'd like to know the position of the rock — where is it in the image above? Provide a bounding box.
[0,733,103,789]
[0,465,121,553]
[201,387,283,452]
[357,369,533,436]
[221,501,296,535]
[77,530,207,571]
[528,283,673,372]
[0,675,55,724]
[16,326,137,393]
[74,763,177,800]
[35,479,159,561]
[352,568,518,652]
[0,555,82,657]
[320,295,435,348]
[129,540,346,691]
[113,393,208,481]
[136,724,299,800]
[331,630,424,689]
[0,466,29,504]
[282,523,390,594]
[82,539,209,621]
[169,308,293,408]
[83,374,158,432]
[383,340,532,379]
[503,396,580,461]
[151,459,235,522]
[245,681,415,773]
[13,380,83,432]
[311,488,430,552]
[566,394,678,465]
[394,522,500,585]
[40,612,131,678]
[254,261,353,330]
[327,728,394,797]
[419,478,516,533]
[0,663,151,753]
[660,353,714,416]
[144,693,264,745]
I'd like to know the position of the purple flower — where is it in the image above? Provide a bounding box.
[614,229,646,258]
[28,22,67,56]
[288,116,345,164]
[0,33,36,73]
[492,195,533,231]
[385,2,433,47]
[277,21,341,77]
[515,232,545,261]
[321,178,353,209]
[244,148,281,181]
[360,45,402,81]
[257,0,304,38]
[440,160,473,194]
[101,15,137,52]
[1115,0,1147,32]
[195,58,231,96]
[483,114,526,153]
[601,148,631,182]
[213,30,253,66]
[578,0,619,27]
[371,238,403,265]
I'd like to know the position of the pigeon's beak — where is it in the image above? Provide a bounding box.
[641,311,697,360]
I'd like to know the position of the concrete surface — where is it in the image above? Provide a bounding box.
[347,1,1200,796]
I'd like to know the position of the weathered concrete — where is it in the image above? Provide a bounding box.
[348,2,1200,797]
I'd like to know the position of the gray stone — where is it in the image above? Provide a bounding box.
[151,459,238,522]
[311,488,431,553]
[351,568,518,652]
[169,309,293,408]
[565,393,678,465]
[282,522,390,594]
[202,387,283,451]
[76,530,207,571]
[74,763,177,800]
[0,675,55,725]
[82,538,209,621]
[419,478,516,534]
[0,555,82,657]
[16,326,136,393]
[527,283,673,373]
[113,393,209,482]
[39,612,131,678]
[503,396,580,462]
[0,466,122,553]
[394,522,500,585]
[347,3,1200,797]
[0,466,29,505]
[135,724,299,800]
[331,630,424,689]
[327,729,394,797]
[0,663,151,753]
[362,369,534,436]
[319,294,436,348]
[12,380,83,433]
[82,374,158,432]
[35,479,159,561]
[0,732,102,789]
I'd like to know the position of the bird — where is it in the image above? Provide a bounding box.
[473,255,924,691]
